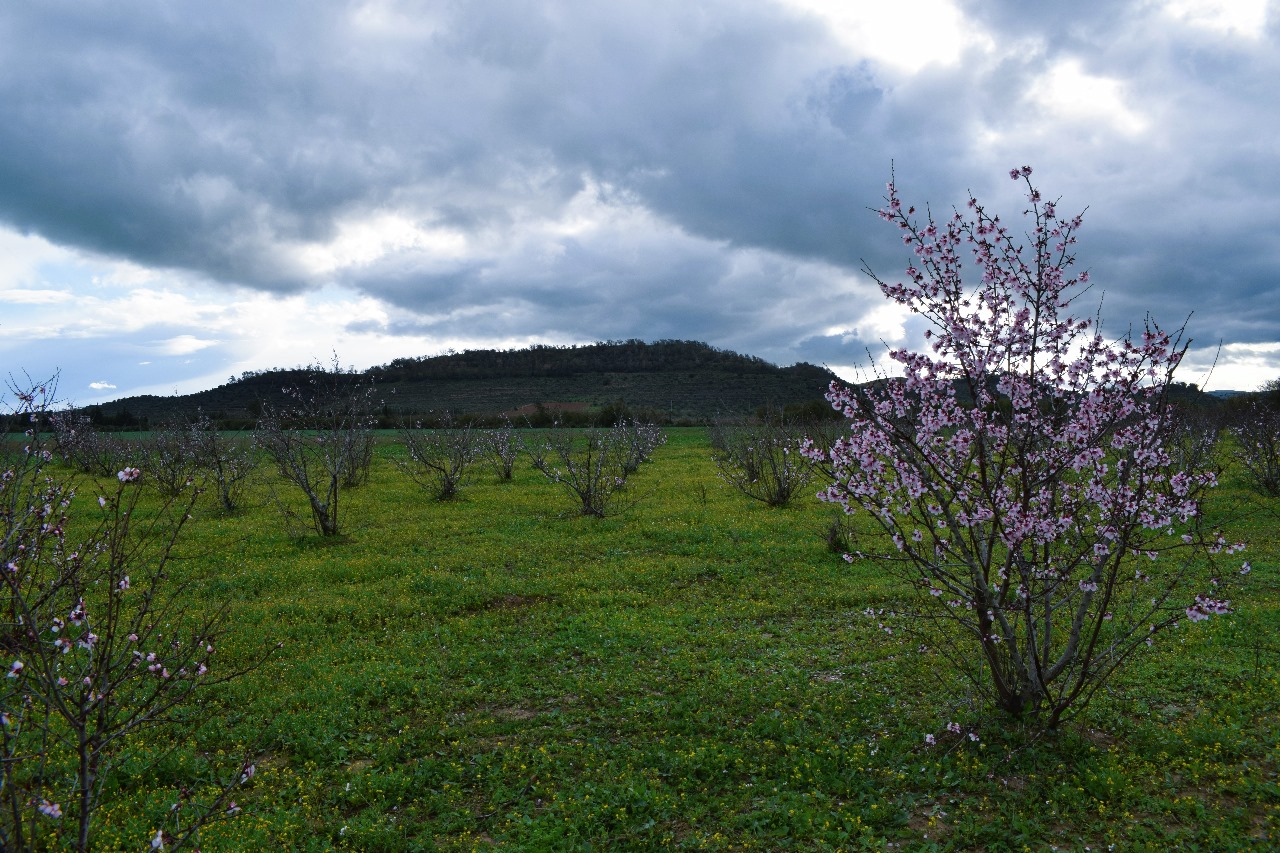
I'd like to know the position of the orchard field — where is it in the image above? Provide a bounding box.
[8,427,1277,851]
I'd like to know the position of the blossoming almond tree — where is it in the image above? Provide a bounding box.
[2,378,273,851]
[805,168,1243,727]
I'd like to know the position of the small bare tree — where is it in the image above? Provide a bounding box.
[528,424,637,517]
[339,426,376,489]
[1230,399,1280,496]
[255,358,377,537]
[137,412,257,512]
[709,415,813,507]
[615,418,667,474]
[188,413,258,514]
[50,414,132,478]
[138,417,204,499]
[396,417,480,500]
[480,419,521,481]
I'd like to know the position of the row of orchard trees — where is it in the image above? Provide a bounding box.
[2,366,665,849]
[49,359,669,536]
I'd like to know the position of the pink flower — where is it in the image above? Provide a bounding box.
[38,800,62,819]
[117,467,141,483]
[924,733,936,745]
[7,660,22,678]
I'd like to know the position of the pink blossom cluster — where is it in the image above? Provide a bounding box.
[923,721,980,747]
[1186,595,1230,622]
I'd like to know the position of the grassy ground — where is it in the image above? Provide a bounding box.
[54,429,1280,850]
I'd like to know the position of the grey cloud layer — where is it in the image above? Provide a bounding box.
[1,0,1278,375]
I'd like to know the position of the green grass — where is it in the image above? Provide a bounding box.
[50,430,1280,849]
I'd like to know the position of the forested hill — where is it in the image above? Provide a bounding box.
[84,340,842,428]
[374,339,806,381]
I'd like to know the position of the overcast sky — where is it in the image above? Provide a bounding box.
[2,0,1277,406]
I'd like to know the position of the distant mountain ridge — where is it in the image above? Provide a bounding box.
[83,340,842,428]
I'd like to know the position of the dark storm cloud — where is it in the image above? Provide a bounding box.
[2,0,1279,387]
[945,0,1280,353]
[0,0,907,280]
[338,207,884,370]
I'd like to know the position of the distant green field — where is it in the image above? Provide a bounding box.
[19,429,1280,850]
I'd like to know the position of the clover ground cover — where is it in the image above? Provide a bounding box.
[70,429,1280,850]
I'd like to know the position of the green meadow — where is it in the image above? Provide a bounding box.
[32,429,1280,850]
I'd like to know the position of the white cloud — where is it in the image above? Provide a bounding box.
[294,213,470,276]
[349,0,447,39]
[1161,0,1269,37]
[155,335,220,356]
[88,381,117,390]
[0,229,71,289]
[1190,340,1280,391]
[0,289,71,304]
[1026,58,1149,136]
[827,302,913,347]
[776,0,993,74]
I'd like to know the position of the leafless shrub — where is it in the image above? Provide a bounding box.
[1166,404,1223,475]
[1230,400,1280,496]
[138,418,204,499]
[189,418,258,514]
[615,418,667,474]
[254,358,377,537]
[527,424,637,518]
[51,414,133,478]
[708,415,814,508]
[480,419,521,481]
[396,418,480,500]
